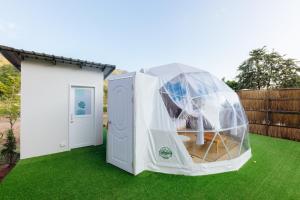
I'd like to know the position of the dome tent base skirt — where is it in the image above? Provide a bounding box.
[144,149,251,176]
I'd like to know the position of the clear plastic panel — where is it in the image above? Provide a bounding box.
[240,126,251,154]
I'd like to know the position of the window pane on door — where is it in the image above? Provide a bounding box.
[75,88,91,115]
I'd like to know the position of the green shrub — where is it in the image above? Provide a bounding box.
[1,129,19,166]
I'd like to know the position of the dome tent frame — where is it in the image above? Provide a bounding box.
[107,64,251,176]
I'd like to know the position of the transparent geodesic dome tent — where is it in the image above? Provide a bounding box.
[142,63,251,164]
[108,63,251,176]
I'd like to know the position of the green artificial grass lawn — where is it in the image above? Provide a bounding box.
[0,130,299,200]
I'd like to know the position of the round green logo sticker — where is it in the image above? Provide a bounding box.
[159,147,172,159]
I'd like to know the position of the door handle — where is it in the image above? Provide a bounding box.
[107,120,111,128]
[70,114,74,123]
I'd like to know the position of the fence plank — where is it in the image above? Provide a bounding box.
[238,89,300,141]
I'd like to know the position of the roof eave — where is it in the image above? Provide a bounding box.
[0,50,22,70]
[0,45,116,78]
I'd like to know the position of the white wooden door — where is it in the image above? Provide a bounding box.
[69,86,95,149]
[107,77,134,173]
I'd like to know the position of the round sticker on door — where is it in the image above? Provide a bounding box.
[159,147,172,159]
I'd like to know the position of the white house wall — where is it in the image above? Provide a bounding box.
[20,59,103,159]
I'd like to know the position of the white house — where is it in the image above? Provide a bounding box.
[0,45,115,159]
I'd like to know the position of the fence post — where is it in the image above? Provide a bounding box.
[266,90,271,136]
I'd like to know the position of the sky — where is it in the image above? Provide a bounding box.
[0,0,299,79]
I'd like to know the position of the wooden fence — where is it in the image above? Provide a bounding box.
[238,89,300,141]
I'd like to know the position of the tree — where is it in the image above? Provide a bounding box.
[0,65,20,99]
[0,87,20,165]
[2,97,20,130]
[0,64,20,130]
[0,64,20,165]
[1,129,18,166]
[222,77,239,91]
[236,47,300,89]
[0,91,19,166]
[277,59,300,88]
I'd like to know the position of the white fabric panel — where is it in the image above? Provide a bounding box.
[149,80,177,131]
[134,73,157,174]
[148,130,185,167]
[134,73,192,174]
